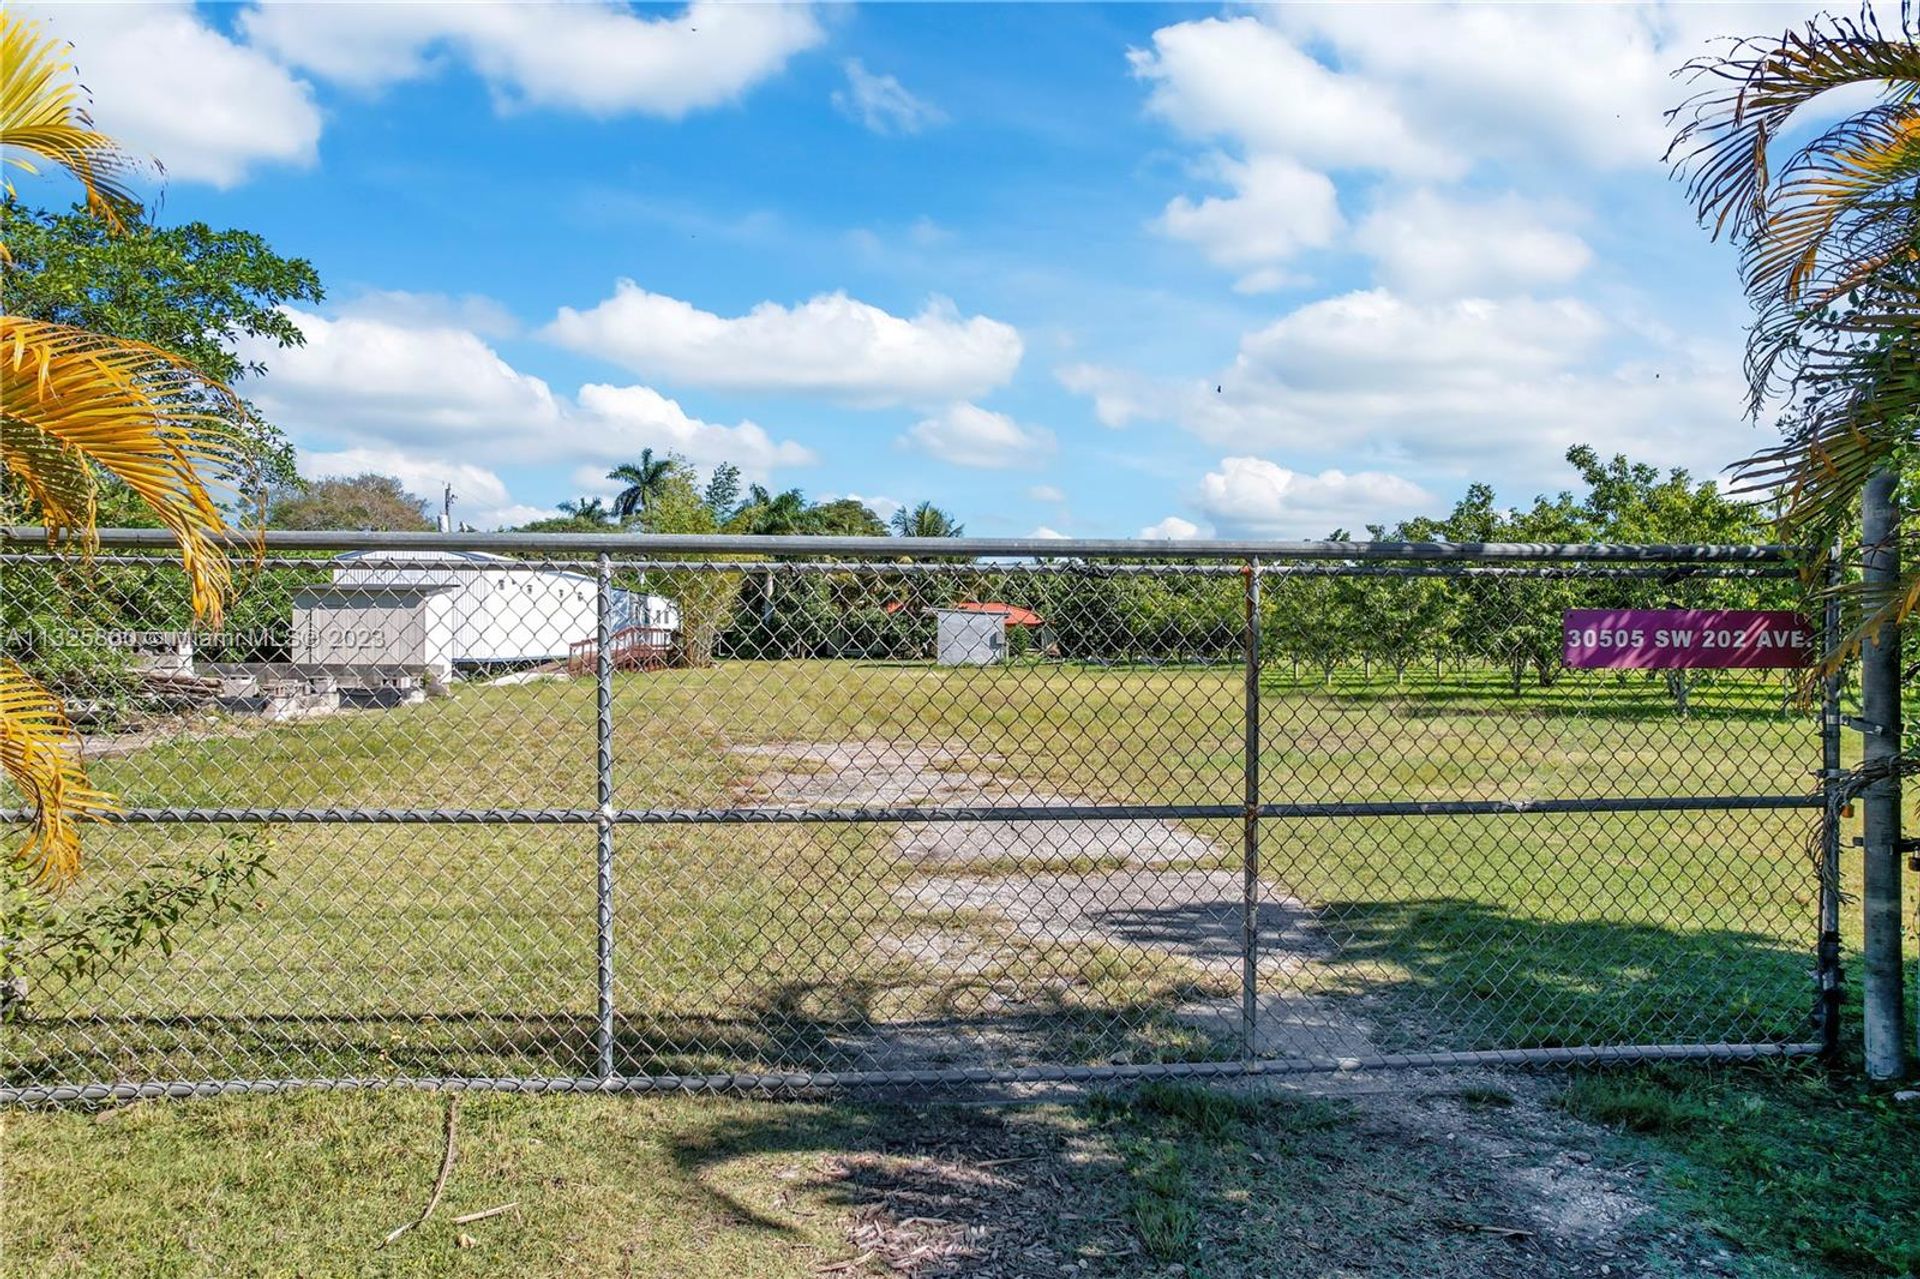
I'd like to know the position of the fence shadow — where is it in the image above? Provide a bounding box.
[6,899,1818,1088]
[1307,897,1816,1051]
[3,968,1243,1088]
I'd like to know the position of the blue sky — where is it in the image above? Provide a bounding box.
[24,2,1854,536]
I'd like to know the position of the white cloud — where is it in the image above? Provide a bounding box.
[543,281,1022,407]
[251,307,813,484]
[572,384,815,476]
[1157,154,1342,288]
[241,309,566,445]
[334,290,522,339]
[1062,290,1611,440]
[1129,16,1460,179]
[833,59,945,135]
[1126,8,1812,288]
[1140,515,1205,540]
[1055,364,1164,430]
[567,466,626,501]
[1355,190,1591,299]
[298,447,542,531]
[1196,458,1433,537]
[1027,485,1066,503]
[240,0,822,118]
[1268,5,1707,173]
[1229,290,1609,393]
[1059,288,1752,484]
[1029,525,1068,540]
[23,2,319,187]
[1137,8,1797,190]
[902,404,1054,470]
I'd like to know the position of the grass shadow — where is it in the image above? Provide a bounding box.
[1309,896,1816,1052]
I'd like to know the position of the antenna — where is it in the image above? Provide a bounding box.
[439,483,455,533]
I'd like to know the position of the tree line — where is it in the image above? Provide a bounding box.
[0,187,1797,692]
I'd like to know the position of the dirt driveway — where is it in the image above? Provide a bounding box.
[725,739,1748,1277]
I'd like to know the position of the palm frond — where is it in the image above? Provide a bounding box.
[0,11,148,237]
[1746,105,1920,304]
[1667,6,1920,243]
[0,660,115,884]
[1,318,241,624]
[1671,6,1920,674]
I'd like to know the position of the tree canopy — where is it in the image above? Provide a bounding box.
[1,200,322,489]
[891,501,965,538]
[268,474,433,532]
[609,450,672,520]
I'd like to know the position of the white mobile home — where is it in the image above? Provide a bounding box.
[292,551,678,672]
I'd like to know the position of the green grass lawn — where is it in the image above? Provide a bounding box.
[6,659,1834,1085]
[7,1065,1913,1278]
[1559,1057,1920,1277]
[5,657,1914,1276]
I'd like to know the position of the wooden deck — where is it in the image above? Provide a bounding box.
[567,625,677,675]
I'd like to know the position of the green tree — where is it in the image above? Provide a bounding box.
[1,199,323,492]
[637,459,750,667]
[269,474,433,531]
[1382,447,1772,697]
[608,449,672,521]
[702,461,743,524]
[560,497,614,524]
[890,501,965,538]
[512,496,619,533]
[732,485,810,535]
[1353,531,1453,686]
[1264,572,1361,685]
[1398,480,1587,692]
[1562,446,1779,713]
[801,498,886,537]
[2,15,262,881]
[718,488,887,654]
[1564,446,1763,546]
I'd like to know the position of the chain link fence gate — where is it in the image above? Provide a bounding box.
[1,532,1838,1103]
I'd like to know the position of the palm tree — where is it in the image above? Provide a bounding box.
[1668,9,1920,655]
[736,484,810,535]
[558,496,614,524]
[889,501,965,539]
[608,449,671,521]
[2,13,244,882]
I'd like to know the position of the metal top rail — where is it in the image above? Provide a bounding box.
[2,527,1806,563]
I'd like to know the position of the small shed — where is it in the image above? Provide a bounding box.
[931,602,1049,666]
[293,584,458,681]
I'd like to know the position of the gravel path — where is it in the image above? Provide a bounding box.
[732,739,1371,1062]
[730,739,1735,1277]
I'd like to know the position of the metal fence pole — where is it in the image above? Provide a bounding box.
[1860,470,1907,1079]
[1818,552,1844,1056]
[1242,558,1261,1059]
[595,553,617,1081]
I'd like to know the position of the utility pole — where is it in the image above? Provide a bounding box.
[1859,468,1908,1079]
[440,483,455,534]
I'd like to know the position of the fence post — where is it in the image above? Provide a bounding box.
[595,553,617,1081]
[1818,551,1844,1056]
[1242,557,1261,1060]
[1860,469,1907,1079]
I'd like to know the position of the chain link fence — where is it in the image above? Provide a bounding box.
[1,533,1837,1102]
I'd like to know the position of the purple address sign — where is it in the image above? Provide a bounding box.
[1562,609,1814,670]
